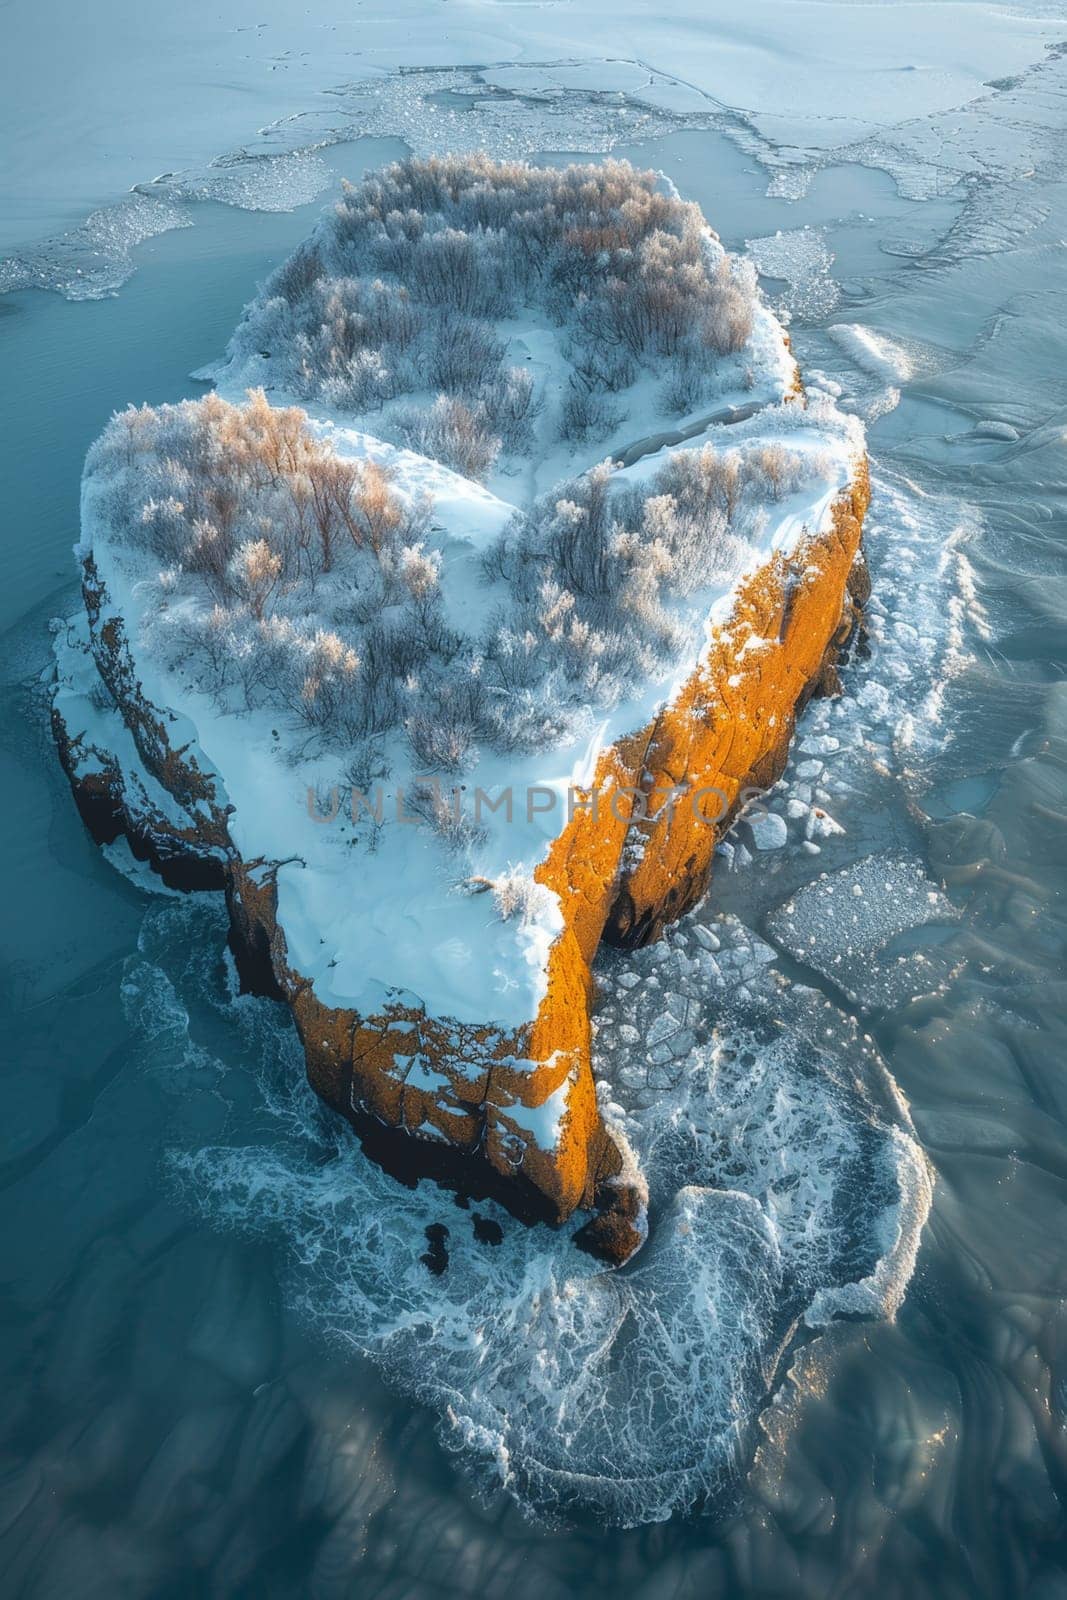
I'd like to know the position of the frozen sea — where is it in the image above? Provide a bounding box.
[3,4,1067,1594]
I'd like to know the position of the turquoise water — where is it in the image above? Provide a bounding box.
[3,116,1067,1595]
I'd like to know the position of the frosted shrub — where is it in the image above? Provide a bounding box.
[659,358,711,418]
[406,673,491,773]
[153,603,235,700]
[480,366,539,452]
[394,396,501,481]
[406,228,511,320]
[612,530,682,656]
[343,735,391,797]
[701,256,757,355]
[222,611,275,711]
[229,538,282,620]
[481,617,550,691]
[399,542,441,605]
[405,780,486,853]
[138,495,190,565]
[344,618,424,736]
[295,628,363,739]
[559,380,625,445]
[571,349,639,396]
[543,462,616,598]
[745,441,827,498]
[273,240,324,304]
[484,687,574,755]
[406,707,473,772]
[491,866,552,924]
[428,319,506,395]
[320,349,398,413]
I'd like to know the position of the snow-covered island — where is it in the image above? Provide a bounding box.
[52,157,869,1260]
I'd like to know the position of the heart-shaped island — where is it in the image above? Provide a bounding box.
[53,157,868,1261]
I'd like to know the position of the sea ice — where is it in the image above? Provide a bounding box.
[749,811,789,851]
[745,227,840,319]
[765,853,960,1010]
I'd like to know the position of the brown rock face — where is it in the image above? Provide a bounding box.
[53,468,868,1264]
[606,465,871,947]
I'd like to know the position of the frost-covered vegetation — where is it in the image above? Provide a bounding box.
[86,386,837,820]
[81,156,855,858]
[87,391,433,744]
[488,438,833,690]
[223,155,761,473]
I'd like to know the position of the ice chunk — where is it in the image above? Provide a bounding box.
[765,853,959,1009]
[746,228,840,319]
[749,811,790,850]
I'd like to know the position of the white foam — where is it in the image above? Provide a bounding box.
[828,324,916,385]
[139,890,932,1529]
